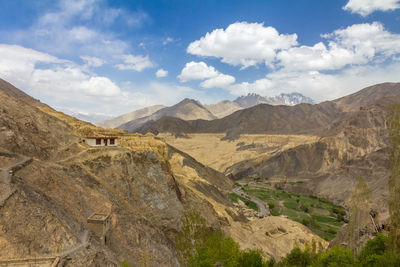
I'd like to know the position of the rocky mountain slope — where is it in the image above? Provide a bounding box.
[205,100,242,118]
[119,98,217,133]
[97,105,166,129]
[233,92,314,108]
[137,82,400,249]
[0,78,325,265]
[137,101,344,139]
[99,92,314,128]
[333,82,400,112]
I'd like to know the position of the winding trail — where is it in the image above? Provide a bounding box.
[0,155,31,206]
[59,230,89,258]
[233,186,269,216]
[0,153,92,264]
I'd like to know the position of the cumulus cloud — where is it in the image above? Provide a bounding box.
[0,43,210,116]
[277,22,400,72]
[0,44,121,100]
[200,74,236,89]
[343,0,400,16]
[80,55,106,67]
[178,61,219,82]
[228,61,400,101]
[220,22,400,100]
[187,22,298,69]
[178,61,235,88]
[156,68,168,78]
[115,54,153,72]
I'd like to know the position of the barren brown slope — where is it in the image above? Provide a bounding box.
[0,79,326,264]
[227,97,400,241]
[0,80,231,265]
[138,101,344,138]
[0,78,45,107]
[96,104,166,128]
[333,82,400,112]
[205,100,243,118]
[119,98,217,133]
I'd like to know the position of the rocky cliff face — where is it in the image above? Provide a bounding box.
[0,79,326,265]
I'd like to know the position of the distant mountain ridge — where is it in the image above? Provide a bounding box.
[137,101,345,139]
[118,98,217,132]
[127,82,400,138]
[233,92,315,108]
[96,105,166,128]
[100,92,314,129]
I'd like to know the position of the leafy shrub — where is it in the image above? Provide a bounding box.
[326,228,338,234]
[270,209,280,216]
[268,202,275,209]
[189,231,240,267]
[176,211,269,267]
[238,249,266,267]
[282,247,312,267]
[313,246,354,267]
[300,203,310,213]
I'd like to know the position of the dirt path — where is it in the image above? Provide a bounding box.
[59,230,89,258]
[232,186,269,216]
[0,155,31,206]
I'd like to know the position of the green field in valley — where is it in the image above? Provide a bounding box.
[242,186,347,241]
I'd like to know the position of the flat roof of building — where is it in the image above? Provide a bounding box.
[85,137,118,139]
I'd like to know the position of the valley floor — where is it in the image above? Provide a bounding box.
[235,179,347,241]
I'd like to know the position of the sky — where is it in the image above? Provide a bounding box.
[0,0,400,119]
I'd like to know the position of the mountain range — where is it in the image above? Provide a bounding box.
[148,82,400,250]
[0,77,328,264]
[96,92,314,130]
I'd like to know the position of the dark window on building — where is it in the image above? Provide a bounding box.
[96,138,101,145]
[110,138,115,145]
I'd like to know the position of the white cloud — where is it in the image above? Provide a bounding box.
[178,61,235,88]
[0,44,120,100]
[163,37,174,45]
[0,43,211,117]
[5,0,148,60]
[343,0,400,16]
[178,61,219,82]
[274,22,400,72]
[187,22,298,69]
[156,68,168,78]
[115,54,153,72]
[222,22,400,100]
[227,61,400,101]
[80,55,106,67]
[200,74,235,88]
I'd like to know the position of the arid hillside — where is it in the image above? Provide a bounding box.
[119,98,217,133]
[138,101,344,139]
[0,78,326,265]
[142,82,400,249]
[97,105,166,129]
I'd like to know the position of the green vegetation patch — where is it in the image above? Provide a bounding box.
[243,186,346,241]
[228,193,259,211]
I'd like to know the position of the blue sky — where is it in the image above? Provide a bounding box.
[0,0,400,118]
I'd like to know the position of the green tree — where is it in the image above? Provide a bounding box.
[357,234,388,267]
[175,210,211,263]
[387,104,400,254]
[346,175,371,254]
[312,246,354,267]
[189,231,240,267]
[238,249,267,267]
[282,247,312,267]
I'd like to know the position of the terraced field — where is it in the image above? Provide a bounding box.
[242,186,347,240]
